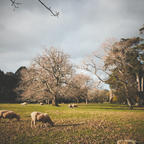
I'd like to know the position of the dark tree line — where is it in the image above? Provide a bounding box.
[0,66,28,103]
[0,70,17,102]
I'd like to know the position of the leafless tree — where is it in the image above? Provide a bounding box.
[65,74,94,104]
[82,38,117,86]
[17,47,74,106]
[139,24,144,34]
[88,88,109,103]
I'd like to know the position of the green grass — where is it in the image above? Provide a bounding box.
[0,103,144,144]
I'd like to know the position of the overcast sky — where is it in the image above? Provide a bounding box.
[0,0,144,73]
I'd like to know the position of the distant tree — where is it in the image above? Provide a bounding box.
[17,48,74,106]
[65,74,94,104]
[88,88,109,103]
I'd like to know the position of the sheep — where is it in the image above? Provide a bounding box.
[2,111,20,121]
[40,102,44,105]
[31,112,54,128]
[68,104,78,108]
[68,104,73,108]
[0,110,9,119]
[72,104,78,108]
[21,102,27,105]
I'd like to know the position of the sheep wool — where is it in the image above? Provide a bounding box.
[31,112,54,127]
[0,110,9,119]
[21,102,27,105]
[3,111,20,121]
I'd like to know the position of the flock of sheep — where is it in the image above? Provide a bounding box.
[0,103,78,128]
[0,110,54,128]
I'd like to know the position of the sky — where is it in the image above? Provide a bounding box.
[0,0,144,73]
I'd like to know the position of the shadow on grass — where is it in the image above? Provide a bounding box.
[54,122,84,127]
[95,107,144,110]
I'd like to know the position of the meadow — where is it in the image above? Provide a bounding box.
[0,103,144,144]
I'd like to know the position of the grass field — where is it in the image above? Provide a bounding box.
[0,103,144,144]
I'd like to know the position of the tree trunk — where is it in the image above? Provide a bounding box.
[136,73,140,92]
[136,74,144,106]
[45,99,50,104]
[52,95,59,106]
[47,99,50,105]
[126,98,133,110]
[141,77,143,92]
[76,98,79,103]
[85,98,88,104]
[124,84,133,110]
[109,89,113,103]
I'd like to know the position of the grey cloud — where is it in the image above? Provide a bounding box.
[0,0,144,72]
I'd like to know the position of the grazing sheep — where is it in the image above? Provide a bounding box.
[31,112,54,128]
[72,104,78,108]
[40,102,44,105]
[0,110,9,119]
[2,111,20,121]
[68,104,73,108]
[21,102,27,105]
[68,104,78,108]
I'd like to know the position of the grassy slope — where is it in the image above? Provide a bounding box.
[0,103,144,144]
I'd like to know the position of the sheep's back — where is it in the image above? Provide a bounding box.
[3,111,17,119]
[31,112,42,121]
[0,110,9,118]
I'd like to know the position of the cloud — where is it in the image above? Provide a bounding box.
[0,0,144,73]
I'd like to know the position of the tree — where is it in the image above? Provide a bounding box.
[66,74,93,104]
[104,37,144,108]
[17,48,74,106]
[83,36,144,109]
[88,88,109,103]
[10,0,59,16]
[139,24,144,34]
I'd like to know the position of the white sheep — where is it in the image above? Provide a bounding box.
[68,104,78,108]
[2,111,20,121]
[0,110,9,119]
[31,112,54,128]
[72,104,78,108]
[68,104,73,108]
[40,102,44,105]
[21,102,27,105]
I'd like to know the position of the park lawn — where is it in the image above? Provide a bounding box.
[0,103,144,144]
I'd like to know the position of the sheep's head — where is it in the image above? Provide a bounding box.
[37,114,44,121]
[44,113,54,126]
[37,113,54,126]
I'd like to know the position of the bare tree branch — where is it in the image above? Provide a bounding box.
[10,0,59,16]
[38,0,59,16]
[10,0,22,8]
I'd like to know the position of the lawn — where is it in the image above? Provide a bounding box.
[0,103,144,144]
